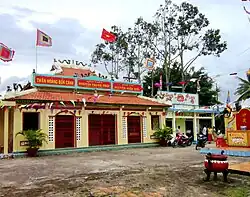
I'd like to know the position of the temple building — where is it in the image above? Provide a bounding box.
[0,61,169,154]
[154,91,219,141]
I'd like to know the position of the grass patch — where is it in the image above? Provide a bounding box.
[224,186,250,197]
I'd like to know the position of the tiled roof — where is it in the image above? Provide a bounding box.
[56,67,93,77]
[10,90,169,107]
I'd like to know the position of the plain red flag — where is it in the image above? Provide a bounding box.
[101,29,116,43]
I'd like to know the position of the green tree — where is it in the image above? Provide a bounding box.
[90,1,227,88]
[143,66,219,106]
[138,0,227,91]
[91,26,128,80]
[235,77,250,101]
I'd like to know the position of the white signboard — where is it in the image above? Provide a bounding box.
[156,91,199,106]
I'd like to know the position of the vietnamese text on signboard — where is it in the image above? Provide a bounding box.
[113,82,142,92]
[78,79,111,89]
[33,74,142,93]
[228,132,248,147]
[35,75,75,87]
[156,91,199,106]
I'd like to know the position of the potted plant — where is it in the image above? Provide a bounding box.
[16,129,48,157]
[153,125,173,146]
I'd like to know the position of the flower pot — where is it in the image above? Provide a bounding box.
[204,154,228,172]
[159,139,168,146]
[26,148,39,157]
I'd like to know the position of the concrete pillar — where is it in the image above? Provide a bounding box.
[172,112,176,136]
[211,113,215,127]
[3,109,9,154]
[193,113,197,142]
[160,109,166,128]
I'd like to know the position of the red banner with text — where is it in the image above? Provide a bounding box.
[77,79,111,89]
[35,76,75,86]
[113,82,142,92]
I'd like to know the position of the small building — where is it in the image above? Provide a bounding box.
[155,91,218,140]
[0,63,170,154]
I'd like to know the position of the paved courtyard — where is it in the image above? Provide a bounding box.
[0,146,250,197]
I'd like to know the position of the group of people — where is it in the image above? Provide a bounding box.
[201,126,219,143]
[176,125,219,143]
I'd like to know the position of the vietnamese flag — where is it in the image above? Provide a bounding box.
[101,29,116,43]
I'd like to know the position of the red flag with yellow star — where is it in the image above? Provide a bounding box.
[101,29,116,43]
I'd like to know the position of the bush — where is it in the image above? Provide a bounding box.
[153,125,173,141]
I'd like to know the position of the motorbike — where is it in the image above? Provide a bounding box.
[195,134,207,150]
[172,133,192,148]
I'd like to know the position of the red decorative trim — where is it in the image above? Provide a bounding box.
[51,106,82,110]
[85,107,120,110]
[55,110,76,116]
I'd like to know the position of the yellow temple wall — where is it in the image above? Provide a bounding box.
[0,110,4,150]
[175,119,186,133]
[11,107,165,152]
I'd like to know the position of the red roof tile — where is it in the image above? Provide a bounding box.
[11,91,169,107]
[56,67,93,77]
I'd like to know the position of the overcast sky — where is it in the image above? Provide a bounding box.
[0,0,250,103]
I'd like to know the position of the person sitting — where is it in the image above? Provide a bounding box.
[176,126,181,137]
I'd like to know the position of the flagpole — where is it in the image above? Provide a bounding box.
[35,45,38,73]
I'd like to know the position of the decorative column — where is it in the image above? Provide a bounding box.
[119,106,127,145]
[193,112,197,142]
[82,107,88,147]
[3,108,9,154]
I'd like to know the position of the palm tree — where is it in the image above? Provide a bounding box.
[235,77,250,101]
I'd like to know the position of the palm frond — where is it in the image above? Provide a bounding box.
[237,77,250,85]
[15,129,48,148]
[235,77,250,101]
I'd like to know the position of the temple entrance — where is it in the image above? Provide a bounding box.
[55,115,75,148]
[88,114,116,146]
[127,116,141,143]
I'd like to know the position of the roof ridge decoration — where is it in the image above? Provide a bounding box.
[4,88,37,99]
[138,95,172,106]
[53,58,89,70]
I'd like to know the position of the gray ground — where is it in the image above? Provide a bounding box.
[0,145,250,197]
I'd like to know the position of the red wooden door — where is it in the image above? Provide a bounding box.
[102,115,116,145]
[55,115,75,148]
[127,116,141,143]
[88,114,102,146]
[88,114,116,146]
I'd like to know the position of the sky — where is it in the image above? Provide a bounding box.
[0,0,250,103]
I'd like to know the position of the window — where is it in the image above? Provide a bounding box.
[166,119,172,128]
[151,115,160,130]
[23,112,39,130]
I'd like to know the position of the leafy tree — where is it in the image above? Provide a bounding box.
[125,17,158,82]
[91,0,227,89]
[91,26,128,80]
[138,0,227,91]
[143,66,219,106]
[91,20,158,82]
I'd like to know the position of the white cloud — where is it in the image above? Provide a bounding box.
[1,0,250,103]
